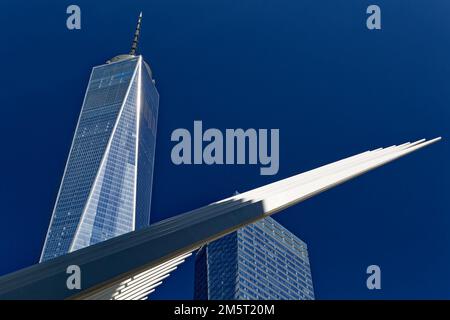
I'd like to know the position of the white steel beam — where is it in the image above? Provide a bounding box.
[0,138,440,300]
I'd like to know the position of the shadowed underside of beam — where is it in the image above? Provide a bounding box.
[0,138,441,300]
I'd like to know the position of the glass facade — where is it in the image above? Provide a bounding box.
[194,217,315,300]
[40,56,159,262]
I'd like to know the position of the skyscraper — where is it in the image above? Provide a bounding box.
[194,216,315,300]
[40,13,159,262]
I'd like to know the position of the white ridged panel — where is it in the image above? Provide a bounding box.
[78,138,440,300]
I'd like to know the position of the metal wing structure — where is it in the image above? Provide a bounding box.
[0,138,440,300]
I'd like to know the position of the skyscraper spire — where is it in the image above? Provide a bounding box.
[130,12,143,56]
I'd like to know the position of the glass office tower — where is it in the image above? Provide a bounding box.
[194,216,315,300]
[40,46,159,261]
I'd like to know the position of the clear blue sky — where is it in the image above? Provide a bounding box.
[0,0,449,299]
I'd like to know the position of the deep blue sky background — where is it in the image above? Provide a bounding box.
[0,0,449,299]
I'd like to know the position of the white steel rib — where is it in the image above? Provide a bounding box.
[85,253,192,300]
[79,138,440,300]
[0,138,440,300]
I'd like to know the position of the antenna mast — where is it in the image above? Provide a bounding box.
[130,12,143,56]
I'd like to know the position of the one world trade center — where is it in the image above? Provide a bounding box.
[40,13,159,262]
